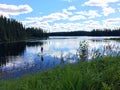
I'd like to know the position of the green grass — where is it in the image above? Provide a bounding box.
[0,56,120,90]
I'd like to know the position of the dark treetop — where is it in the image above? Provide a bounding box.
[0,16,48,42]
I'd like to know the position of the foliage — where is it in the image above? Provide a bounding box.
[0,56,120,90]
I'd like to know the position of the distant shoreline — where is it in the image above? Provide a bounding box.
[105,38,120,40]
[48,29,120,36]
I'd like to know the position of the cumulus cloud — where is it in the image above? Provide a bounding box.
[62,6,76,16]
[34,22,51,31]
[83,20,102,29]
[83,0,119,7]
[51,23,84,32]
[51,19,120,32]
[23,22,84,32]
[0,3,33,17]
[40,13,68,22]
[69,15,86,21]
[102,7,115,16]
[23,6,76,24]
[67,6,76,10]
[51,20,102,32]
[23,21,52,32]
[22,11,70,31]
[24,16,119,32]
[83,0,118,16]
[103,18,120,25]
[37,18,120,32]
[21,3,119,32]
[62,9,73,15]
[25,12,68,23]
[76,10,101,19]
[81,19,120,30]
[22,6,102,32]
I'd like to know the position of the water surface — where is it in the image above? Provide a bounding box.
[0,36,120,79]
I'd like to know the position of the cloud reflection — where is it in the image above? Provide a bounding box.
[0,37,120,79]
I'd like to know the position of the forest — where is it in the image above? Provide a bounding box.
[0,16,47,42]
[48,28,120,36]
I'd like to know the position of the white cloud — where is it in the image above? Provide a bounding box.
[86,10,101,18]
[24,17,118,32]
[23,6,76,24]
[83,19,120,30]
[83,0,119,7]
[67,6,76,10]
[34,22,51,31]
[103,18,120,25]
[24,22,84,32]
[21,4,119,32]
[41,13,68,22]
[51,20,101,32]
[0,3,33,17]
[61,0,72,2]
[62,9,73,15]
[102,7,115,16]
[51,23,84,32]
[84,20,99,24]
[48,21,102,32]
[69,15,86,21]
[83,20,102,29]
[25,12,68,23]
[76,10,101,19]
[22,7,102,32]
[83,0,117,16]
[24,21,52,31]
[61,6,76,16]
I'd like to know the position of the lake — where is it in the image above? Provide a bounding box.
[0,36,120,80]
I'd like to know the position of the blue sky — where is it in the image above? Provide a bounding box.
[0,0,120,32]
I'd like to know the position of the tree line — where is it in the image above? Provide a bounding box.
[0,15,120,42]
[48,29,120,36]
[0,16,47,42]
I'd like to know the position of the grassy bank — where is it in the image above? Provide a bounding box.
[0,56,120,90]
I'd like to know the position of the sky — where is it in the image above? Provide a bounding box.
[0,0,120,32]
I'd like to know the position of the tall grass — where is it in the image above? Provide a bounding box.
[77,40,120,61]
[0,56,120,90]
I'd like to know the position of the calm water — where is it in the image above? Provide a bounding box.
[0,36,120,79]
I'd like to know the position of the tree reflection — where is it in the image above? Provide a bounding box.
[0,41,44,66]
[0,42,26,57]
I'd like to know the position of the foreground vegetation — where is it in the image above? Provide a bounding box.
[0,56,120,90]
